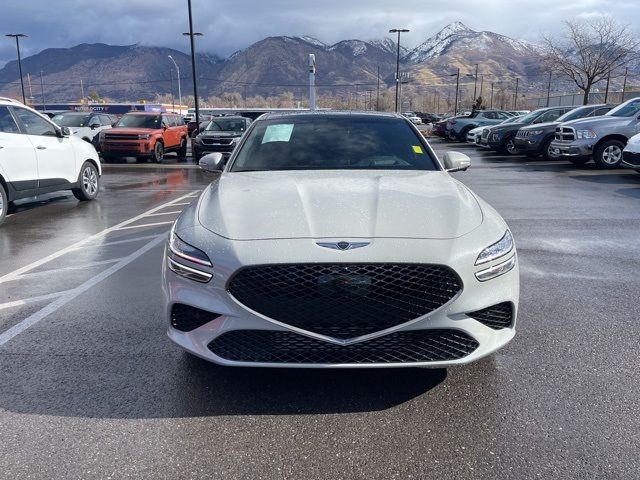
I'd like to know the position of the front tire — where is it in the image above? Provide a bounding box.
[153,141,164,163]
[177,137,187,157]
[72,162,100,201]
[0,183,7,225]
[593,140,624,169]
[501,136,519,155]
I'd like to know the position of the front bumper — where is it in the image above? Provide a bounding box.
[514,136,543,154]
[622,150,640,168]
[162,233,520,368]
[100,140,153,156]
[548,140,594,158]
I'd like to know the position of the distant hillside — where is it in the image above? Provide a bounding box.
[0,24,552,102]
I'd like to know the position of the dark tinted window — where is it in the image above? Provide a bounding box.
[115,115,161,129]
[594,107,612,116]
[99,115,112,125]
[0,106,19,133]
[205,117,248,132]
[51,113,91,127]
[230,116,438,172]
[13,107,57,136]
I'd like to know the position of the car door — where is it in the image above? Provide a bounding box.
[161,115,177,147]
[0,105,39,194]
[11,106,77,188]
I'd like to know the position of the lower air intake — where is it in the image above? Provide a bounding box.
[208,329,479,364]
[171,304,221,332]
[468,302,514,329]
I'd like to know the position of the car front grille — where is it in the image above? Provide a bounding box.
[171,304,221,332]
[227,264,462,339]
[208,329,479,364]
[468,302,514,329]
[103,134,142,140]
[516,130,531,138]
[622,151,640,167]
[555,126,575,142]
[201,138,234,145]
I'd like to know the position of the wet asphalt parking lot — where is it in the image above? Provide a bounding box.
[1,140,639,479]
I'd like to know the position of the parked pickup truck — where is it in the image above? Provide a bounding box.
[99,112,187,163]
[447,109,513,141]
[549,97,640,168]
[515,104,615,159]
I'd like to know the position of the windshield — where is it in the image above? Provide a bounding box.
[556,107,595,122]
[230,116,438,172]
[606,99,640,117]
[205,118,247,132]
[115,115,161,129]
[51,114,92,127]
[519,110,544,124]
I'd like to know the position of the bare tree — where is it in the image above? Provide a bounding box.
[542,18,640,105]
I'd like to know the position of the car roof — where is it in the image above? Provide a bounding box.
[260,111,403,121]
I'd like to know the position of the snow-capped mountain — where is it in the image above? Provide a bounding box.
[370,37,408,57]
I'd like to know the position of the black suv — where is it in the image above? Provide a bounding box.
[515,104,615,159]
[191,116,251,161]
[486,106,574,155]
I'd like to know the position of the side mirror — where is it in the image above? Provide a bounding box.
[162,123,168,130]
[442,151,471,172]
[89,123,100,130]
[59,126,72,137]
[199,152,225,172]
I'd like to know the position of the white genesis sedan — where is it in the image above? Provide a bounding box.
[162,112,519,368]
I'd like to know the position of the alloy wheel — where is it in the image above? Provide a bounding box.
[601,145,622,165]
[82,166,98,196]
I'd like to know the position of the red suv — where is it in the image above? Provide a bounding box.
[99,112,187,162]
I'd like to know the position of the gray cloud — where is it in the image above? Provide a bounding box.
[1,0,639,66]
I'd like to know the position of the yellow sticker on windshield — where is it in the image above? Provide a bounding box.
[412,145,424,154]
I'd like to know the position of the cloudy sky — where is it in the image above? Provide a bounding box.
[1,0,639,65]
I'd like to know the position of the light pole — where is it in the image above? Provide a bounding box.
[449,69,460,116]
[183,0,203,130]
[546,71,552,107]
[6,33,27,104]
[513,77,519,110]
[39,70,46,110]
[389,28,409,113]
[472,63,479,102]
[168,55,182,112]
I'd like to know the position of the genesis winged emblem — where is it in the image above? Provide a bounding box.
[316,241,370,251]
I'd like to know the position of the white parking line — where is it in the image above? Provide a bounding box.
[0,258,124,284]
[169,202,191,206]
[0,191,198,284]
[145,211,183,217]
[0,235,166,347]
[116,221,175,231]
[0,290,75,311]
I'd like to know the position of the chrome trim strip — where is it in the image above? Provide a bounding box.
[167,257,213,283]
[475,255,516,282]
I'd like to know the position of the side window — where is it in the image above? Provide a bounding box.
[161,115,170,127]
[171,116,179,127]
[89,115,100,126]
[484,112,497,120]
[496,112,510,120]
[12,107,57,136]
[594,107,610,116]
[0,106,20,134]
[99,115,112,126]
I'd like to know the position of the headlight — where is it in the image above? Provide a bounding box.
[231,137,240,144]
[528,130,544,136]
[576,129,597,140]
[167,227,212,283]
[169,227,212,267]
[475,255,516,282]
[475,230,514,266]
[138,134,151,140]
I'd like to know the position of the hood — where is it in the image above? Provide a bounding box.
[520,121,559,131]
[197,170,483,240]
[199,131,242,138]
[106,127,157,134]
[492,122,526,133]
[560,115,630,129]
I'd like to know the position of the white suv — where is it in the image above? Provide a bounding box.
[0,98,102,224]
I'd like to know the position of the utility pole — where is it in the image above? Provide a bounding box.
[80,79,85,104]
[308,54,316,110]
[604,71,611,103]
[6,34,27,104]
[168,55,182,111]
[169,68,175,112]
[546,71,552,107]
[622,67,628,103]
[472,63,479,102]
[183,0,203,129]
[479,74,484,102]
[39,70,46,110]
[27,73,34,104]
[389,28,409,112]
[513,77,519,110]
[450,69,460,116]
[376,64,380,111]
[490,82,494,109]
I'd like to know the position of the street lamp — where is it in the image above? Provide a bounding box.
[389,28,409,113]
[449,69,460,116]
[5,33,27,104]
[168,55,182,112]
[183,0,203,130]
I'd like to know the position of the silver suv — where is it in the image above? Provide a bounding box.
[550,98,640,168]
